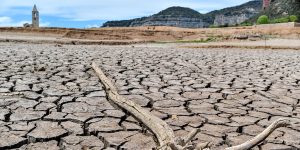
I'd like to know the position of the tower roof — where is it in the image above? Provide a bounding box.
[32,5,38,11]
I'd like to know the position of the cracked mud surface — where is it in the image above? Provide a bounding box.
[0,43,299,150]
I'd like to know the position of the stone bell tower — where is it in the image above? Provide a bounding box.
[32,5,39,28]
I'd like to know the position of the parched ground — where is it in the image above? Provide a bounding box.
[0,43,299,150]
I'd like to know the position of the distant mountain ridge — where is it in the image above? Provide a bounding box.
[102,0,263,28]
[102,6,207,28]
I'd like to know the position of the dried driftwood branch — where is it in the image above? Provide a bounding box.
[92,62,293,150]
[92,62,178,149]
[225,118,291,150]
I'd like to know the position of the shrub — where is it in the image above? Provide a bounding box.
[257,15,269,24]
[289,15,299,22]
[240,22,253,26]
[209,25,218,28]
[273,17,290,23]
[270,15,298,24]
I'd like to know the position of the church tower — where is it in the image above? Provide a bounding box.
[263,0,271,10]
[32,5,39,28]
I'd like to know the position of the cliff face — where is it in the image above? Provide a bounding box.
[214,14,251,26]
[210,0,262,26]
[102,1,262,28]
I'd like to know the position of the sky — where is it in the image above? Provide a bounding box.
[0,0,251,28]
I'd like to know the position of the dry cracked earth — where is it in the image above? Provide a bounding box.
[0,43,299,150]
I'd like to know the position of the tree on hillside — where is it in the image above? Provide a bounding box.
[289,15,299,22]
[257,15,269,24]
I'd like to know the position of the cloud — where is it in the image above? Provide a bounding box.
[0,16,12,23]
[0,0,251,21]
[0,16,28,27]
[86,24,100,28]
[0,16,49,27]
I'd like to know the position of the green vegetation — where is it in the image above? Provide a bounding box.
[271,16,289,23]
[255,15,299,25]
[257,15,269,24]
[289,15,299,22]
[240,22,253,26]
[209,25,219,28]
[251,0,300,24]
[268,15,298,23]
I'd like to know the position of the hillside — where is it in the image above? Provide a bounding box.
[206,0,262,26]
[102,7,207,28]
[102,0,262,28]
[154,6,203,18]
[263,0,300,19]
[246,0,300,23]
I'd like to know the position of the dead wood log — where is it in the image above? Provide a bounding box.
[225,118,291,150]
[92,62,178,149]
[92,62,293,150]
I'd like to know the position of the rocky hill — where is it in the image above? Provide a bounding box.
[246,0,300,23]
[263,0,300,19]
[102,7,208,28]
[102,0,262,28]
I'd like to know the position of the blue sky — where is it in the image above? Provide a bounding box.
[0,0,251,28]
